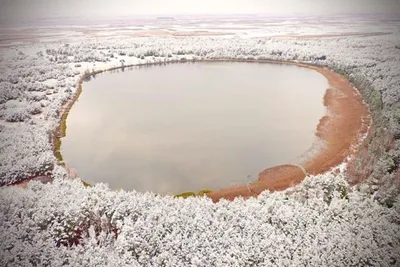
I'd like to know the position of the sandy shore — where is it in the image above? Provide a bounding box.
[206,60,370,202]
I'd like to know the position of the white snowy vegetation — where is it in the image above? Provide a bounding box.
[0,168,399,266]
[0,30,399,266]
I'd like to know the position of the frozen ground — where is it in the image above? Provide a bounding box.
[1,14,399,46]
[0,14,400,266]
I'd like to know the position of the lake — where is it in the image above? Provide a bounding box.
[61,62,328,194]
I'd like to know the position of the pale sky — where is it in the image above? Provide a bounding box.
[1,0,399,19]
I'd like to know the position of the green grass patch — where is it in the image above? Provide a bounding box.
[174,189,213,198]
[81,179,92,187]
[174,191,196,199]
[54,138,64,163]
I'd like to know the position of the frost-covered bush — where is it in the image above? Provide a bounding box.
[28,102,43,115]
[25,82,46,92]
[0,82,20,104]
[5,107,31,122]
[26,92,48,102]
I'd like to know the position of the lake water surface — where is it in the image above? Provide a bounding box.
[61,62,328,194]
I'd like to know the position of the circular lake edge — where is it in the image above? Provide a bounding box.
[15,59,371,202]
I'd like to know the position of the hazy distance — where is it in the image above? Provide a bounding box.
[1,0,399,19]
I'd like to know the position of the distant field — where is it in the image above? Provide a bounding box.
[1,14,399,46]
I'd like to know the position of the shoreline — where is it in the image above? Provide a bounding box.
[11,59,371,201]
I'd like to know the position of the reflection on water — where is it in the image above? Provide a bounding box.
[61,62,328,194]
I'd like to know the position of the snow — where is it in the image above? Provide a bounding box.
[0,172,399,266]
[1,31,399,188]
[0,16,399,266]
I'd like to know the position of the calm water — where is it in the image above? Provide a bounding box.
[61,62,328,194]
